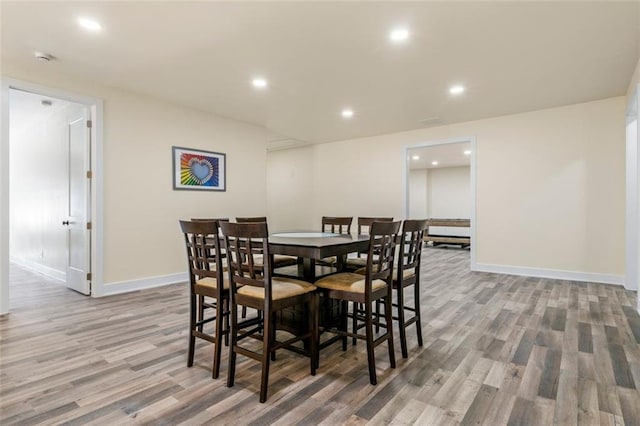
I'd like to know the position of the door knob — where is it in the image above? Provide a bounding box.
[62,220,70,226]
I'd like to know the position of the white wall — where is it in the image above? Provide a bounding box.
[2,65,272,296]
[427,166,470,219]
[409,169,427,219]
[9,90,84,280]
[267,97,626,283]
[267,145,314,232]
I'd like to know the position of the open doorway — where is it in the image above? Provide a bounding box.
[1,79,103,314]
[9,88,91,295]
[404,137,476,266]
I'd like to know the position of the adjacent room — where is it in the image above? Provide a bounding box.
[1,1,639,425]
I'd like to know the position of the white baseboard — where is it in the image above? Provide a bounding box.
[10,256,65,282]
[101,272,188,296]
[472,262,625,287]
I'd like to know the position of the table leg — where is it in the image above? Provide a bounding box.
[300,258,316,281]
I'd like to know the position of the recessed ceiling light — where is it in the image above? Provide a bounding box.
[464,150,471,155]
[449,85,465,95]
[390,28,410,42]
[341,109,354,119]
[412,155,420,160]
[432,161,439,166]
[252,78,268,89]
[77,17,102,32]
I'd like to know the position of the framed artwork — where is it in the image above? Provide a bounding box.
[172,146,226,191]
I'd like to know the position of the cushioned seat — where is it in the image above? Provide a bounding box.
[315,272,386,293]
[238,277,316,300]
[194,276,229,296]
[354,266,415,282]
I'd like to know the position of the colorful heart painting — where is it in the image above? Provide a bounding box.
[180,154,218,186]
[173,147,225,191]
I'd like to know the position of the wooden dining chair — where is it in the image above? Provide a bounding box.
[345,217,394,270]
[179,219,229,379]
[235,216,298,269]
[345,217,394,344]
[321,216,353,234]
[220,221,318,403]
[391,219,428,358]
[314,220,401,385]
[235,216,267,223]
[317,216,353,268]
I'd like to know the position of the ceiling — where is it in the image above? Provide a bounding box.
[2,2,638,149]
[408,142,471,170]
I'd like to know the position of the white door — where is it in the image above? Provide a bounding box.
[65,112,91,295]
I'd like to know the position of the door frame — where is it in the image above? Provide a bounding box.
[1,78,104,314]
[626,84,639,301]
[402,136,477,269]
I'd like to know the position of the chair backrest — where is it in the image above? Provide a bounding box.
[364,221,402,288]
[397,219,428,282]
[179,220,224,290]
[220,221,272,301]
[236,216,267,223]
[321,216,353,234]
[191,217,230,224]
[356,217,394,235]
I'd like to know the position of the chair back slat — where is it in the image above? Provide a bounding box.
[220,221,272,299]
[179,220,224,286]
[236,216,267,223]
[397,219,428,280]
[321,216,353,234]
[356,217,393,235]
[365,221,402,290]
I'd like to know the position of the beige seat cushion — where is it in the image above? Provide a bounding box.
[314,272,387,293]
[317,256,337,266]
[237,277,316,300]
[354,266,415,281]
[252,254,299,268]
[194,276,229,296]
[345,257,367,268]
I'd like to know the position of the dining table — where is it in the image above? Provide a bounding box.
[268,231,370,281]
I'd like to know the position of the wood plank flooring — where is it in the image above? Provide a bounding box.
[1,248,639,425]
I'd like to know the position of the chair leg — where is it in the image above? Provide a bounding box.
[352,302,359,346]
[414,281,423,347]
[341,301,348,351]
[212,297,224,379]
[365,301,377,385]
[223,298,229,346]
[310,294,318,375]
[375,299,380,333]
[385,292,396,369]
[227,301,238,388]
[188,294,196,367]
[260,310,272,403]
[241,305,247,319]
[270,311,277,362]
[197,295,205,332]
[397,285,409,359]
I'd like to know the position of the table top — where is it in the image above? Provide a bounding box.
[269,232,369,248]
[268,231,369,260]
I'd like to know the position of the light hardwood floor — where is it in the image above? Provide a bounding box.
[1,248,639,425]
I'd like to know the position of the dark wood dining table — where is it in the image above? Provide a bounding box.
[268,232,370,281]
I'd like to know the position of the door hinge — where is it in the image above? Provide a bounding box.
[86,273,92,281]
[86,171,93,179]
[86,222,92,230]
[86,120,93,128]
